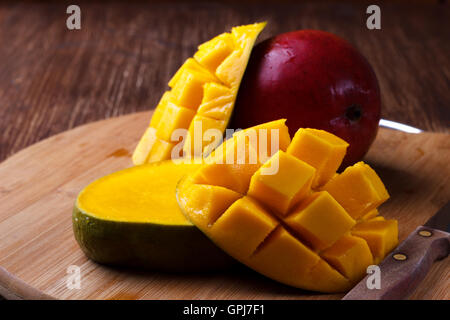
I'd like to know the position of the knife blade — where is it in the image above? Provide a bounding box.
[342,201,450,300]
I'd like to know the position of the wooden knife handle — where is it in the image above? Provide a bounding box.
[343,226,450,300]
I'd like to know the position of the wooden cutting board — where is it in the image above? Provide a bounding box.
[0,111,448,300]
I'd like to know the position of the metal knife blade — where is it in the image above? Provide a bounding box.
[424,201,450,233]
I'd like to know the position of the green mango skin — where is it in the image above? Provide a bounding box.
[73,205,235,272]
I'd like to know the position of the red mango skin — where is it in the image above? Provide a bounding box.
[231,30,381,168]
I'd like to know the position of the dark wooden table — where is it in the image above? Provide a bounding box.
[0,0,448,299]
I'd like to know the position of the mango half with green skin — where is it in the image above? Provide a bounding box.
[73,161,234,271]
[177,120,398,292]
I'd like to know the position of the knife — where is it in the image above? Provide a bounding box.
[343,201,450,300]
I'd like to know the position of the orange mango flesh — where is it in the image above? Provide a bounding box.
[178,123,398,293]
[133,22,266,165]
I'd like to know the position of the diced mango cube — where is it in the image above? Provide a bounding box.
[177,182,242,229]
[197,83,234,120]
[183,115,227,157]
[248,150,316,216]
[216,50,245,87]
[147,138,175,163]
[287,128,349,187]
[155,102,196,142]
[168,58,217,88]
[242,119,292,158]
[149,91,171,128]
[248,227,321,287]
[321,162,389,219]
[284,191,356,250]
[202,82,234,102]
[321,235,373,282]
[170,69,218,110]
[307,259,352,293]
[210,196,278,259]
[132,127,157,165]
[194,33,235,73]
[351,219,398,264]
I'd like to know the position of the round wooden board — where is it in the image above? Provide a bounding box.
[0,111,448,300]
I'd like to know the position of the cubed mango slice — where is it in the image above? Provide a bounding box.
[194,33,235,73]
[210,196,278,259]
[177,120,396,293]
[155,102,196,141]
[284,191,356,250]
[149,91,171,128]
[248,150,316,216]
[177,182,242,230]
[133,23,266,164]
[132,127,157,165]
[351,219,398,264]
[287,128,349,187]
[147,138,176,163]
[321,162,389,219]
[183,115,227,156]
[168,58,218,88]
[321,235,373,281]
[170,69,218,110]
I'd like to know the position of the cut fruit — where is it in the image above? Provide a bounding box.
[73,161,233,271]
[177,121,397,292]
[133,22,266,165]
[284,191,355,250]
[287,128,349,187]
[321,161,390,219]
[351,219,398,264]
[321,235,373,281]
[248,150,316,216]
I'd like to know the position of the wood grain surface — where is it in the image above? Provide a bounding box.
[0,1,449,300]
[0,112,448,300]
[0,1,449,163]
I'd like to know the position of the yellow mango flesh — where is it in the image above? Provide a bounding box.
[321,162,390,219]
[351,219,398,264]
[321,235,373,281]
[284,191,356,250]
[248,150,316,216]
[133,22,266,165]
[78,161,200,225]
[178,121,398,293]
[287,128,349,187]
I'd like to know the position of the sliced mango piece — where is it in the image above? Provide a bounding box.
[183,115,227,156]
[194,33,235,73]
[307,259,352,293]
[170,69,218,110]
[132,127,157,165]
[210,196,278,259]
[155,102,196,141]
[177,121,396,293]
[149,91,171,128]
[321,235,373,282]
[168,58,218,88]
[133,22,266,164]
[192,139,261,194]
[248,150,316,216]
[351,219,398,264]
[176,181,242,230]
[247,227,351,293]
[287,128,349,187]
[321,162,389,219]
[147,138,176,163]
[197,83,234,120]
[284,191,356,250]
